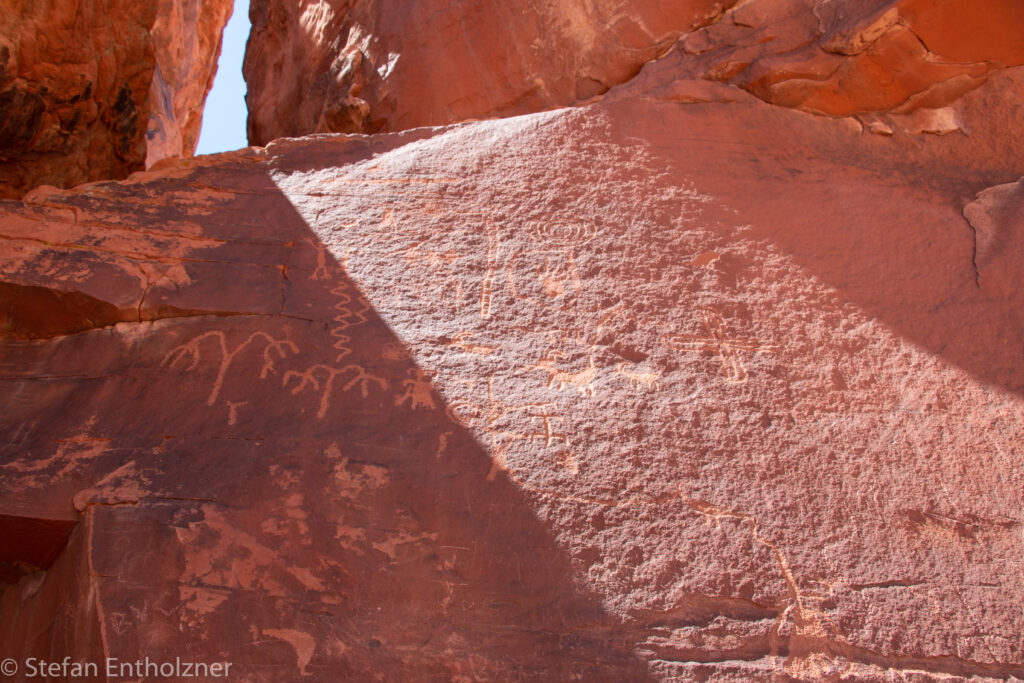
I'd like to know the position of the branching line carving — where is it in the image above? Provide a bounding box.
[283,364,387,419]
[163,331,299,406]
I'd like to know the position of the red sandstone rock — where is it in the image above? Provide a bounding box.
[0,0,232,198]
[242,0,737,142]
[2,50,1024,677]
[146,0,235,167]
[674,0,1024,117]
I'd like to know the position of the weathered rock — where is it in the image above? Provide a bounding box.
[2,41,1024,677]
[242,0,737,142]
[671,0,1024,118]
[243,0,1024,144]
[0,0,232,199]
[146,0,235,167]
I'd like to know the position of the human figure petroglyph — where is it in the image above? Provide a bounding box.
[163,331,299,406]
[304,237,331,281]
[526,348,597,397]
[283,364,388,419]
[615,362,661,391]
[662,306,778,383]
[395,368,437,410]
[503,217,599,310]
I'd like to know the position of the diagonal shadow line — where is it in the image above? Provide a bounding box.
[0,161,653,680]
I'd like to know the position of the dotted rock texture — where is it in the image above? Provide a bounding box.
[0,0,232,198]
[2,2,1024,682]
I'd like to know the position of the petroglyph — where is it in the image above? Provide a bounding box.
[227,401,248,426]
[327,255,373,362]
[480,218,499,318]
[304,237,331,281]
[445,400,482,428]
[395,368,437,410]
[447,331,498,356]
[662,306,778,383]
[505,217,598,310]
[527,218,598,248]
[526,348,597,396]
[400,239,466,305]
[163,331,299,405]
[381,341,411,362]
[526,403,571,447]
[615,362,661,391]
[284,364,388,419]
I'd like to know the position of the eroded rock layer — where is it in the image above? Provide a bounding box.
[243,0,1024,142]
[243,0,736,142]
[0,0,232,198]
[1,49,1023,679]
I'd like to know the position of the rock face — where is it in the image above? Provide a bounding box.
[0,0,232,199]
[3,2,1024,681]
[3,57,1024,679]
[145,0,236,167]
[243,0,736,142]
[244,0,1024,142]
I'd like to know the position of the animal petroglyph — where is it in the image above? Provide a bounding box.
[615,362,661,391]
[395,368,437,410]
[447,331,498,356]
[163,331,299,406]
[283,364,388,419]
[527,348,597,396]
[662,306,778,383]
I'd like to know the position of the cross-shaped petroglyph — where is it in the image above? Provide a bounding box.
[662,306,778,383]
[395,368,437,410]
[283,364,388,419]
[163,331,299,405]
[526,403,570,447]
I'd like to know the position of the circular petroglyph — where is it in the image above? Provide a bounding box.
[527,218,597,248]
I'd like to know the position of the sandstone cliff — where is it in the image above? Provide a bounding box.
[0,0,232,198]
[1,1,1024,680]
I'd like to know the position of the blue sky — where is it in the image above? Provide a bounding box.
[195,0,250,155]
